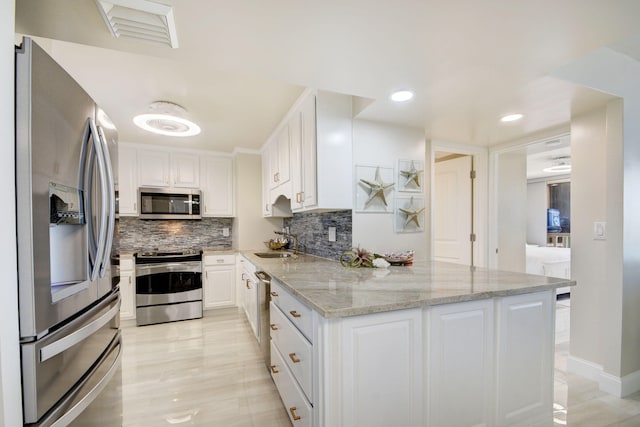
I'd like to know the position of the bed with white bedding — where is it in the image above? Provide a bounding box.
[526,244,571,294]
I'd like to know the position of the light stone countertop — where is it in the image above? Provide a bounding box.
[240,251,576,318]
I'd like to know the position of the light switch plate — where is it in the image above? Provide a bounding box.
[222,227,230,237]
[593,221,606,240]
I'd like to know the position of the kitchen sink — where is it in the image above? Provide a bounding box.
[254,252,296,258]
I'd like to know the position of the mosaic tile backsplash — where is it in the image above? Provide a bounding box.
[117,217,233,252]
[283,210,352,260]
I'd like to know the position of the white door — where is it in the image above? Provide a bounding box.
[434,155,472,265]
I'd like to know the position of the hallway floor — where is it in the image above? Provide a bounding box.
[119,301,640,426]
[554,297,640,426]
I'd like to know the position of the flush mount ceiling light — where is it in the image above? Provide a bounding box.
[133,101,201,137]
[500,113,523,122]
[390,90,414,102]
[96,0,179,48]
[543,157,572,173]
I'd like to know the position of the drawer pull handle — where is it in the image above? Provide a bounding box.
[270,324,278,331]
[290,310,301,318]
[270,365,279,374]
[289,353,301,363]
[271,291,279,297]
[289,407,301,421]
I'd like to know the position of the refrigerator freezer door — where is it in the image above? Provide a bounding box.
[21,292,120,424]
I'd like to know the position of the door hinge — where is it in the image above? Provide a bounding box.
[470,170,476,179]
[470,233,476,242]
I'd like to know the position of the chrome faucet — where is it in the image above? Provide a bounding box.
[274,230,298,254]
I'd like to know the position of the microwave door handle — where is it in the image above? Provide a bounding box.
[97,125,115,278]
[88,118,108,282]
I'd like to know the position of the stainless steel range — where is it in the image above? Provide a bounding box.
[135,249,203,326]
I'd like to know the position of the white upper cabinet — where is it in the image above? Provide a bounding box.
[262,89,353,215]
[120,143,235,217]
[200,155,234,217]
[171,152,200,188]
[137,149,199,188]
[118,145,138,216]
[138,149,171,187]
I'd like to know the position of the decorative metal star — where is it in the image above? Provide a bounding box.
[360,167,395,207]
[400,161,423,188]
[399,197,425,228]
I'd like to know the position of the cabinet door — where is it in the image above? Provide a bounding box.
[277,125,291,185]
[203,266,236,309]
[290,111,303,210]
[171,152,200,188]
[262,150,272,216]
[427,299,494,427]
[118,145,138,215]
[299,93,317,209]
[119,270,135,319]
[138,149,170,187]
[495,291,554,426]
[242,275,259,340]
[339,308,422,427]
[201,155,234,216]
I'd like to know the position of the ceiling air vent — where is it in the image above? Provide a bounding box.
[96,0,178,48]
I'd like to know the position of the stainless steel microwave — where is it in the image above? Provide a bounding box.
[138,187,201,219]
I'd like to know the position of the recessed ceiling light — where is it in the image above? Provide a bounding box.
[500,113,523,122]
[543,164,572,173]
[133,101,201,137]
[390,90,414,102]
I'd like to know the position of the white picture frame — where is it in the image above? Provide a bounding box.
[397,159,424,192]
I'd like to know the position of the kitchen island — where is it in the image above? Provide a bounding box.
[240,252,575,427]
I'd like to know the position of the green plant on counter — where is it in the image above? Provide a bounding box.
[340,247,376,268]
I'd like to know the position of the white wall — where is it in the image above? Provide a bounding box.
[352,120,428,261]
[555,47,640,396]
[1,0,24,424]
[233,152,282,250]
[526,181,547,246]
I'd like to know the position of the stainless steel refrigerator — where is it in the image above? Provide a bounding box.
[15,37,122,426]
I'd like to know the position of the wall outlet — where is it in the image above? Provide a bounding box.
[593,222,606,240]
[328,227,336,242]
[222,227,230,237]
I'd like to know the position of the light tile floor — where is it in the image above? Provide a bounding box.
[120,301,640,427]
[554,297,640,426]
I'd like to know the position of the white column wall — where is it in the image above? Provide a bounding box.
[1,0,23,424]
[233,152,283,250]
[555,47,640,395]
[526,181,547,247]
[352,120,428,261]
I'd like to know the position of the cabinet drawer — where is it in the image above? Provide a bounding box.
[270,302,312,402]
[120,256,134,271]
[270,341,312,427]
[204,254,235,266]
[271,281,313,341]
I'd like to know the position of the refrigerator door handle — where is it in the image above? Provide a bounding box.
[79,118,109,282]
[39,297,120,363]
[97,125,116,279]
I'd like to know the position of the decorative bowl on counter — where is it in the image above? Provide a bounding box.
[381,250,414,266]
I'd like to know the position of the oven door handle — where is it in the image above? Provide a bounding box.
[136,262,202,277]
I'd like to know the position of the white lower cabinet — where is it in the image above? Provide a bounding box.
[427,299,495,427]
[203,254,236,309]
[265,281,555,427]
[495,291,554,427]
[239,256,259,339]
[119,255,135,320]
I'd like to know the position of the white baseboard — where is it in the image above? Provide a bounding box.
[567,355,640,397]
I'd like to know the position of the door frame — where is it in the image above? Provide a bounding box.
[429,140,488,267]
[487,128,571,269]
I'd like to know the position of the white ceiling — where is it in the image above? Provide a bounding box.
[14,0,640,153]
